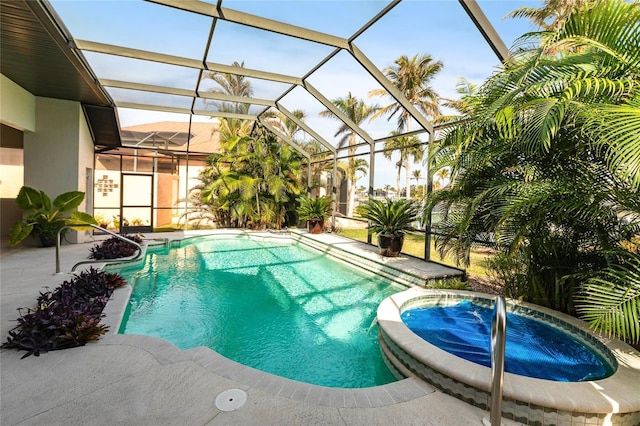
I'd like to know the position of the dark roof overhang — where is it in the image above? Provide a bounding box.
[1,0,120,148]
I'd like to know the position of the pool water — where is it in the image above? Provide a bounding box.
[118,236,400,388]
[401,300,614,382]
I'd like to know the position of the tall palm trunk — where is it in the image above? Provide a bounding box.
[405,161,412,199]
[346,138,356,217]
[395,160,402,197]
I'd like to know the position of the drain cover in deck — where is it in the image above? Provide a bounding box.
[215,389,247,411]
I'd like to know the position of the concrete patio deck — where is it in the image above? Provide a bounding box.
[1,230,518,426]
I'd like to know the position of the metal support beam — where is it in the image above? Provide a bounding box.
[368,144,375,245]
[204,61,302,85]
[276,104,335,154]
[303,81,374,146]
[258,118,311,161]
[148,0,349,49]
[332,157,338,231]
[458,0,510,62]
[74,39,202,69]
[424,132,433,261]
[349,43,434,136]
[74,39,302,86]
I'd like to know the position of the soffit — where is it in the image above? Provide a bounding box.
[0,1,110,105]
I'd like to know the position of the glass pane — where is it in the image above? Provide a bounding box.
[0,148,23,199]
[279,86,364,150]
[199,75,293,101]
[93,164,120,231]
[353,0,500,119]
[121,155,154,173]
[122,207,152,228]
[122,174,152,205]
[84,53,200,91]
[50,1,212,59]
[108,88,193,111]
[305,50,399,141]
[220,1,392,38]
[208,21,334,77]
[476,1,541,49]
[120,120,219,154]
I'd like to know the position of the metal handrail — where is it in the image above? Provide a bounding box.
[489,296,507,425]
[55,224,143,274]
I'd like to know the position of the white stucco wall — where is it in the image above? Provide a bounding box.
[0,74,36,132]
[23,97,95,243]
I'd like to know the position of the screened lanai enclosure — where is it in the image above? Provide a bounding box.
[2,0,527,260]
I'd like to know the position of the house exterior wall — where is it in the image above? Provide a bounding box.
[23,97,94,244]
[0,74,35,132]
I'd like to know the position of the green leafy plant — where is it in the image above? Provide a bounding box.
[9,186,98,247]
[576,254,640,344]
[428,278,472,291]
[1,268,127,358]
[359,198,420,237]
[296,195,332,220]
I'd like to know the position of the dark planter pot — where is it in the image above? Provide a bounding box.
[307,218,324,234]
[377,234,404,257]
[35,226,65,247]
[38,234,58,247]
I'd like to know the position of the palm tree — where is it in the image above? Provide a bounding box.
[383,132,424,199]
[369,53,442,198]
[198,131,302,230]
[369,53,443,131]
[433,168,450,191]
[411,170,422,187]
[265,108,308,143]
[202,61,253,114]
[320,92,378,216]
[505,0,595,31]
[383,184,392,198]
[426,0,640,336]
[339,158,368,189]
[411,169,425,199]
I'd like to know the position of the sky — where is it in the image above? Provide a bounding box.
[50,0,541,189]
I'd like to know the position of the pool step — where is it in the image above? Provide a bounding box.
[291,233,430,289]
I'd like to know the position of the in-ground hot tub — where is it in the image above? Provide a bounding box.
[377,288,640,426]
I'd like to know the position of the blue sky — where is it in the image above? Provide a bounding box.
[51,0,541,188]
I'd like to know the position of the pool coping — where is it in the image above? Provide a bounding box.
[377,288,640,422]
[99,229,463,408]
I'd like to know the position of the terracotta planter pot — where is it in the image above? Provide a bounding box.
[377,234,404,257]
[307,218,324,234]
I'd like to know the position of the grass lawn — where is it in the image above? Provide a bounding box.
[335,228,494,278]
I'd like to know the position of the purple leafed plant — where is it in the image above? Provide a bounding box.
[89,234,143,260]
[1,267,127,358]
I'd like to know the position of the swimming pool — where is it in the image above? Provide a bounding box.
[117,234,402,388]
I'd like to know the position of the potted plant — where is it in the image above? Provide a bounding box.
[9,186,98,247]
[359,198,420,257]
[296,195,332,234]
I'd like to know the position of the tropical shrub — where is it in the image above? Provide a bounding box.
[576,253,640,344]
[359,198,420,237]
[9,186,97,247]
[196,127,303,230]
[1,268,127,358]
[296,195,332,220]
[89,234,143,260]
[427,278,471,291]
[425,0,640,325]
